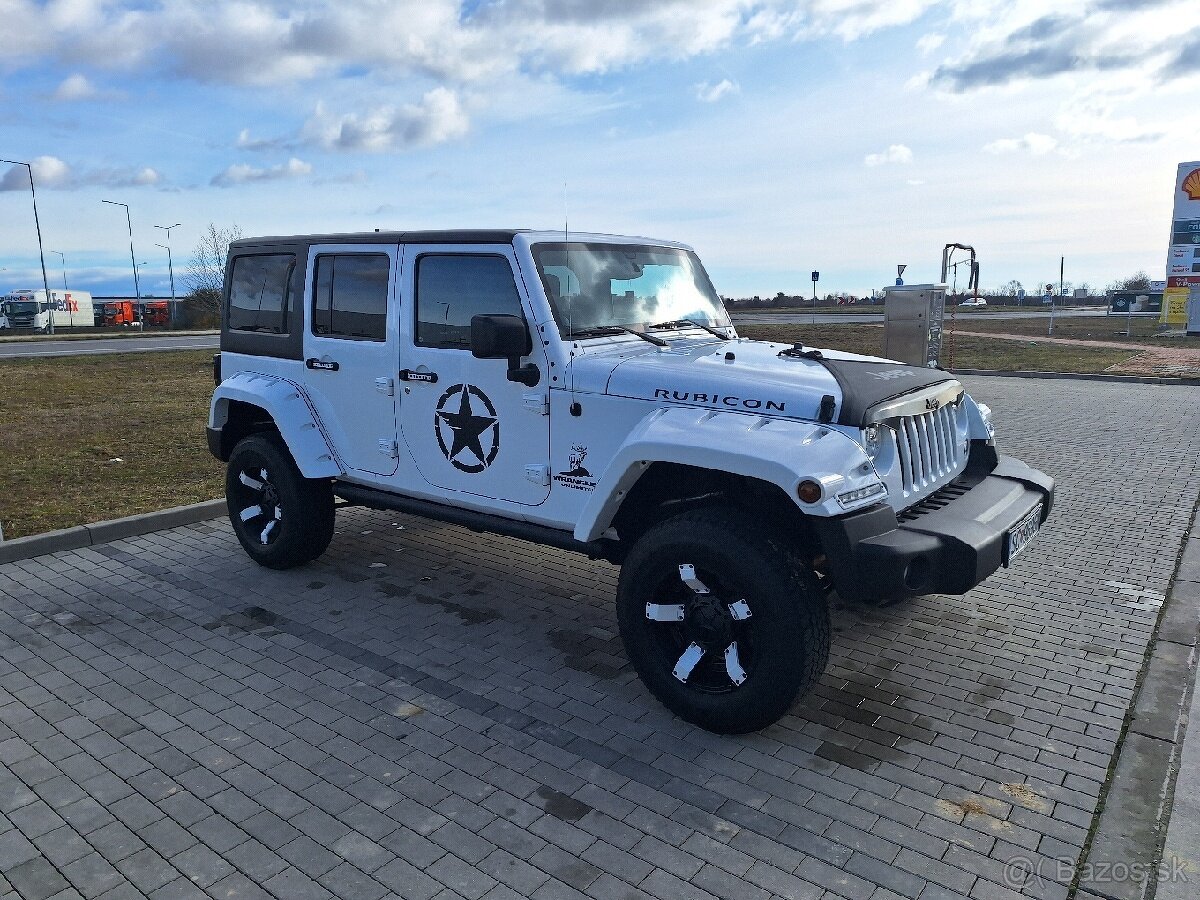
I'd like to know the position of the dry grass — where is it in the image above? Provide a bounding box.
[0,351,223,539]
[948,313,1200,348]
[737,323,1138,373]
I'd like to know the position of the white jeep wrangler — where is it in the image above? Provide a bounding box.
[208,229,1053,733]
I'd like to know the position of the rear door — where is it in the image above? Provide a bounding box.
[302,243,400,478]
[397,245,551,506]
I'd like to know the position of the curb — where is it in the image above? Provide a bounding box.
[0,329,219,344]
[1076,503,1200,900]
[952,368,1200,386]
[0,499,227,565]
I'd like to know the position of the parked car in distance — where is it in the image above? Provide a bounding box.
[958,297,987,308]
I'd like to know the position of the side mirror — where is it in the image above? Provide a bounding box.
[470,314,530,359]
[470,314,540,387]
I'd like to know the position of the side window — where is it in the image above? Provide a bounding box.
[311,253,390,341]
[227,254,294,333]
[416,254,524,349]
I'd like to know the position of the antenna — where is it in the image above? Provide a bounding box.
[564,181,581,415]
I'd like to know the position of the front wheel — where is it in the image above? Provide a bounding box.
[226,433,335,569]
[616,509,830,734]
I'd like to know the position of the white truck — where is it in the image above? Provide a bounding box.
[207,230,1053,733]
[0,289,95,332]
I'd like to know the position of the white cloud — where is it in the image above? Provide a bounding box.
[806,0,939,42]
[865,144,914,166]
[127,167,162,186]
[53,73,97,101]
[0,0,946,89]
[211,157,312,187]
[300,88,469,152]
[235,128,292,152]
[983,132,1058,155]
[695,79,739,103]
[0,156,70,191]
[0,156,157,191]
[916,33,945,55]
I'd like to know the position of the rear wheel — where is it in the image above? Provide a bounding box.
[617,508,829,734]
[226,433,334,569]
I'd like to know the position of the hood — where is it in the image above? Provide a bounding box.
[568,334,957,424]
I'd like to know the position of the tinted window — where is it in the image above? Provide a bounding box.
[416,255,523,349]
[228,254,294,333]
[312,254,390,341]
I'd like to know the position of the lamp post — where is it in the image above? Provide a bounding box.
[49,250,70,326]
[1,158,53,334]
[155,222,181,328]
[102,199,141,326]
[49,250,68,291]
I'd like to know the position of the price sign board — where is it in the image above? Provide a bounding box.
[1163,162,1200,324]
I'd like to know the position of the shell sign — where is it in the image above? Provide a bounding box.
[1184,168,1200,201]
[1163,161,1200,325]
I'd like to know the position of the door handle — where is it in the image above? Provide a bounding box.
[399,369,438,384]
[306,358,339,372]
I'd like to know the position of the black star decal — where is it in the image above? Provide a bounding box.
[437,386,497,470]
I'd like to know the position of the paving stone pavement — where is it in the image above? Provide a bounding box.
[1,376,1198,900]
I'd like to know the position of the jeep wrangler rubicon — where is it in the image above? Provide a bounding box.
[208,230,1053,734]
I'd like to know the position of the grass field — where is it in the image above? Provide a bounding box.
[736,323,1138,372]
[0,332,1141,539]
[944,313,1199,347]
[0,351,223,539]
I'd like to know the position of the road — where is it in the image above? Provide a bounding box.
[731,307,1112,324]
[0,333,218,359]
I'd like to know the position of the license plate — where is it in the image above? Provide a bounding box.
[1005,503,1042,564]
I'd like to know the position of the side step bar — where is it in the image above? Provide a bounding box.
[332,482,620,563]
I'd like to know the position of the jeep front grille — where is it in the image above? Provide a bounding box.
[893,403,965,497]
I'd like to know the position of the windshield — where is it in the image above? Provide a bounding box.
[532,242,730,337]
[6,301,37,314]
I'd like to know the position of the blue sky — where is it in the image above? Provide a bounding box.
[1,0,1197,299]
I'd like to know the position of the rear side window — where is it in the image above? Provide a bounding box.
[415,254,523,349]
[312,254,390,341]
[227,254,294,333]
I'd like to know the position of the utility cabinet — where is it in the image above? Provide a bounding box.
[883,284,947,367]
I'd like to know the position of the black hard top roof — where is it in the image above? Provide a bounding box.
[229,229,527,249]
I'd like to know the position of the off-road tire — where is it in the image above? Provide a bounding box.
[616,508,830,734]
[226,433,335,569]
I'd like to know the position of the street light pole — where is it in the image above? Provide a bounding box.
[49,250,70,326]
[155,222,181,328]
[155,243,175,323]
[1,158,53,334]
[102,199,141,326]
[49,250,67,291]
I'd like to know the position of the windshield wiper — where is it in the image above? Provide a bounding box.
[650,319,731,339]
[567,325,668,347]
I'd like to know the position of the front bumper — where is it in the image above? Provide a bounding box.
[814,452,1054,603]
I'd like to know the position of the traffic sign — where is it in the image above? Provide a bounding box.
[811,271,819,282]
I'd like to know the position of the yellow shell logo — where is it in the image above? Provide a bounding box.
[1184,168,1200,201]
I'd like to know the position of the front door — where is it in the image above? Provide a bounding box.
[302,243,400,477]
[398,245,551,506]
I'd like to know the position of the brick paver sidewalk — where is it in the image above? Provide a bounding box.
[0,376,1198,900]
